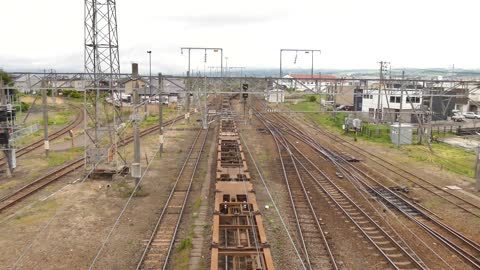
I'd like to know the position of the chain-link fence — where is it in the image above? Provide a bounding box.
[11,124,39,142]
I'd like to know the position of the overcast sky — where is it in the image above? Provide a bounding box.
[0,0,479,74]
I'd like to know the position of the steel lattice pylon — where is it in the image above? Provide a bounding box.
[84,0,125,173]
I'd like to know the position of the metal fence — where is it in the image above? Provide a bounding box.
[11,124,39,141]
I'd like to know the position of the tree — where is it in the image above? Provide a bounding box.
[0,71,12,85]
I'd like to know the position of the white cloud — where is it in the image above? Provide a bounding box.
[1,0,479,73]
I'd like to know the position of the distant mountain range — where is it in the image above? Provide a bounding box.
[239,68,480,78]
[4,67,480,79]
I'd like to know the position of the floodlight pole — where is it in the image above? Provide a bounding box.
[158,73,164,156]
[147,50,152,115]
[279,49,321,78]
[279,49,321,103]
[181,47,223,122]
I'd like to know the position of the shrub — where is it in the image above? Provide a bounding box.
[60,89,83,99]
[306,95,317,102]
[17,101,30,112]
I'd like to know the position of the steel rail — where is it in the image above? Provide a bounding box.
[316,143,480,269]
[284,134,427,269]
[266,108,480,269]
[258,109,427,269]
[0,104,84,167]
[255,111,338,270]
[319,142,480,269]
[0,158,84,212]
[290,111,480,219]
[0,114,186,213]
[136,127,209,270]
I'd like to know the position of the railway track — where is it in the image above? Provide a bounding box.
[0,158,84,212]
[136,127,209,270]
[263,106,480,269]
[288,108,480,219]
[210,97,275,270]
[0,114,186,214]
[328,149,480,269]
[272,130,337,269]
[257,111,424,269]
[0,104,84,168]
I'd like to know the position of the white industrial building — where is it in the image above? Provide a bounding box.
[278,74,337,92]
[12,74,42,93]
[361,88,423,113]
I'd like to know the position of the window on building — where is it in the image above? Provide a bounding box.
[389,96,401,103]
[406,97,420,103]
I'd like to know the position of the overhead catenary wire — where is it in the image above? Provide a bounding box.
[268,111,426,268]
[239,130,308,270]
[88,107,182,270]
[10,109,182,269]
[10,157,105,269]
[276,108,475,268]
[230,112,264,268]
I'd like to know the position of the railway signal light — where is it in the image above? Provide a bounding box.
[242,84,248,91]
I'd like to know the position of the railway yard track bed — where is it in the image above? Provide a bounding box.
[0,116,201,269]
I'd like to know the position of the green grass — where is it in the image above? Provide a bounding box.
[286,100,476,178]
[0,180,19,191]
[175,234,193,270]
[47,147,84,167]
[139,107,176,128]
[111,179,149,198]
[193,197,202,211]
[40,110,72,126]
[404,142,475,178]
[288,100,348,132]
[11,198,61,225]
[13,130,43,146]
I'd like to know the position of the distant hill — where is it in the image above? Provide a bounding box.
[239,68,480,79]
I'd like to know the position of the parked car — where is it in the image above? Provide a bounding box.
[463,112,480,119]
[452,114,465,122]
[336,104,354,111]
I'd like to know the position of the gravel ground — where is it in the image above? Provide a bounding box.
[274,106,480,269]
[0,118,198,269]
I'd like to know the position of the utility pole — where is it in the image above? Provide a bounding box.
[132,88,141,185]
[428,89,434,143]
[318,72,322,112]
[186,70,191,122]
[333,81,338,122]
[0,77,13,177]
[376,61,384,124]
[397,71,405,148]
[376,61,389,130]
[147,50,152,116]
[181,47,223,123]
[475,146,480,192]
[279,49,321,104]
[225,57,228,77]
[42,78,49,157]
[158,73,164,156]
[311,50,314,78]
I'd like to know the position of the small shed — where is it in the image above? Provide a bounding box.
[265,89,285,103]
[390,123,413,146]
[168,94,178,103]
